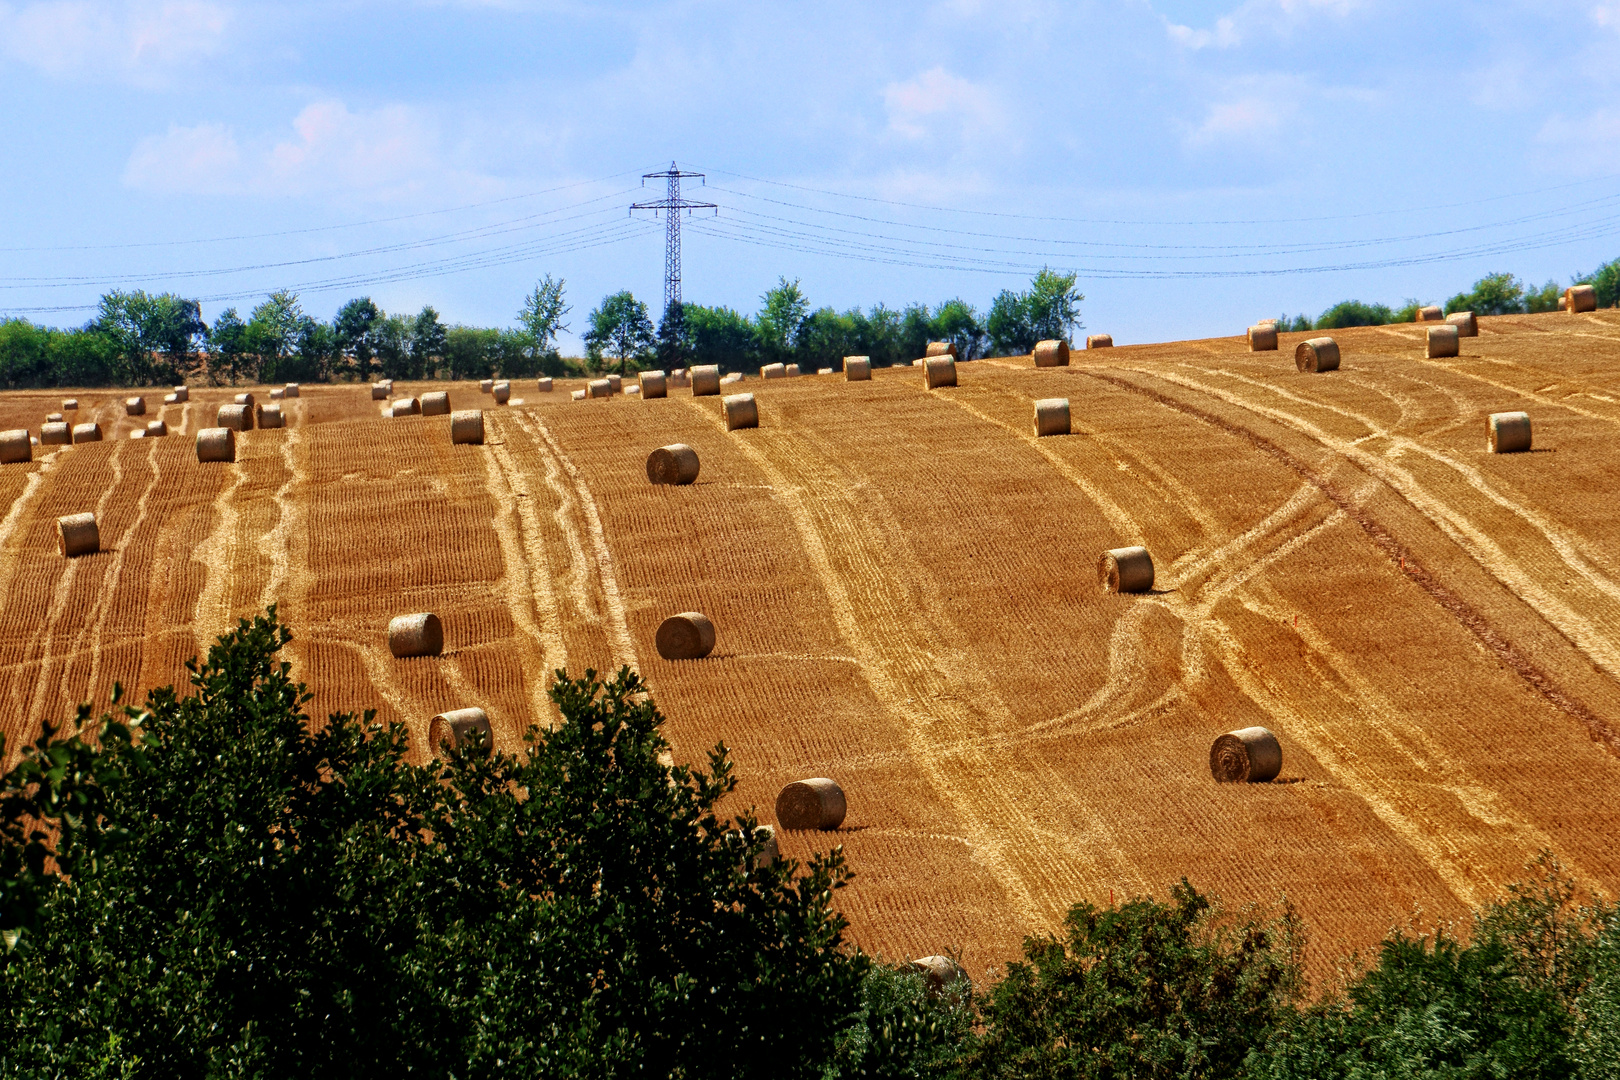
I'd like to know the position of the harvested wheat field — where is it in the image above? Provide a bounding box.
[5,309,1620,982]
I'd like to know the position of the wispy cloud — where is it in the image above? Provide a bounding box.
[0,0,229,82]
[883,66,1008,145]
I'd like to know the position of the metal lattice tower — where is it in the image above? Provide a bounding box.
[631,162,717,323]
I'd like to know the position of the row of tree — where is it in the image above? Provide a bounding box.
[2,610,1618,1077]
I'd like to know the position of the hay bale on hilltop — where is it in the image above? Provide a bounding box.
[40,422,70,446]
[1087,334,1113,349]
[170,386,188,403]
[1445,311,1478,337]
[480,378,494,394]
[1248,325,1279,351]
[720,372,743,385]
[71,422,102,443]
[1099,545,1154,593]
[0,429,31,464]
[691,365,721,395]
[669,368,690,388]
[217,404,253,431]
[724,392,759,430]
[925,341,957,358]
[196,427,235,462]
[606,374,622,394]
[125,396,145,416]
[283,383,300,398]
[269,388,284,401]
[450,410,484,445]
[429,707,492,757]
[587,379,612,398]
[1294,337,1340,373]
[646,444,699,485]
[259,404,285,429]
[46,412,62,423]
[1568,284,1598,313]
[656,611,715,659]
[924,357,957,389]
[62,398,79,411]
[785,363,801,377]
[1488,410,1532,453]
[391,397,420,417]
[537,377,553,392]
[1033,340,1070,367]
[845,357,872,380]
[234,392,255,408]
[420,391,450,416]
[1210,726,1282,783]
[57,512,99,557]
[761,363,786,379]
[144,419,167,438]
[570,389,587,401]
[640,370,668,398]
[1034,398,1070,437]
[1417,305,1443,322]
[371,382,389,400]
[1426,325,1460,358]
[776,778,846,830]
[493,380,511,404]
[389,612,443,658]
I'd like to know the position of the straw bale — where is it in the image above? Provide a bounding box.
[57,512,98,557]
[691,364,721,396]
[493,380,511,404]
[1568,284,1598,313]
[724,392,759,430]
[1098,545,1154,593]
[748,825,779,869]
[144,419,167,437]
[62,398,79,411]
[258,404,284,429]
[283,383,300,398]
[124,396,146,416]
[1559,294,1569,310]
[163,394,177,404]
[429,707,493,758]
[640,370,668,398]
[1445,310,1478,337]
[845,357,872,380]
[450,410,485,445]
[46,412,62,423]
[1209,726,1282,783]
[607,374,622,393]
[128,430,145,440]
[924,357,957,389]
[391,397,421,417]
[762,363,787,379]
[40,422,70,446]
[912,358,925,366]
[420,390,450,416]
[480,378,494,393]
[720,372,743,385]
[1033,340,1070,367]
[587,378,613,398]
[624,385,640,396]
[1247,325,1279,351]
[196,427,235,462]
[1488,410,1532,453]
[785,363,801,377]
[537,377,553,392]
[646,443,700,485]
[571,389,587,400]
[371,382,389,400]
[235,392,255,407]
[388,612,444,658]
[1087,334,1113,348]
[269,388,284,400]
[169,386,187,403]
[1426,324,1460,358]
[71,422,102,443]
[212,403,251,432]
[656,611,716,659]
[1417,305,1443,322]
[925,341,957,357]
[1033,398,1070,437]
[669,368,691,388]
[381,406,394,418]
[908,957,969,995]
[0,429,31,464]
[776,778,846,830]
[1294,337,1340,373]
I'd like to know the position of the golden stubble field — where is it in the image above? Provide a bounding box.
[3,309,1620,983]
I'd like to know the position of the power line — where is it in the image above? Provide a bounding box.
[630,163,717,322]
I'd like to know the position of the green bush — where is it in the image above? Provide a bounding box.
[1314,301,1393,329]
[1446,271,1527,316]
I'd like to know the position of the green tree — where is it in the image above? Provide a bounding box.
[1574,257,1620,309]
[205,307,249,385]
[1446,271,1526,316]
[517,274,570,369]
[1527,279,1564,313]
[758,277,810,364]
[680,303,757,373]
[410,305,447,378]
[94,289,206,385]
[1315,300,1394,329]
[333,297,382,380]
[241,290,305,383]
[987,270,1084,356]
[931,298,987,360]
[583,290,657,374]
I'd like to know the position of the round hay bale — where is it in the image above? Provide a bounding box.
[845,357,872,380]
[1247,325,1279,352]
[924,357,957,389]
[785,363,801,377]
[1033,339,1071,367]
[587,378,612,398]
[391,397,421,417]
[570,389,587,401]
[1559,294,1569,310]
[908,956,970,995]
[480,378,494,394]
[283,383,300,398]
[606,374,623,394]
[124,396,145,416]
[624,385,640,397]
[720,372,744,385]
[170,386,188,403]
[388,612,444,658]
[817,367,832,375]
[1488,410,1532,453]
[1445,310,1478,337]
[1568,284,1598,313]
[450,409,485,445]
[371,382,389,400]
[234,392,255,407]
[537,377,553,392]
[1098,545,1154,593]
[429,706,492,757]
[380,379,393,392]
[144,419,167,438]
[925,341,957,358]
[1294,337,1340,373]
[692,365,722,396]
[656,611,716,659]
[216,403,253,431]
[492,380,511,404]
[381,406,394,418]
[1087,334,1114,349]
[640,370,668,398]
[62,398,79,411]
[0,429,32,464]
[776,778,846,831]
[46,412,63,423]
[1209,726,1282,783]
[269,387,284,401]
[647,444,700,485]
[420,390,450,416]
[128,430,145,440]
[761,362,786,379]
[1416,305,1444,322]
[71,422,102,443]
[1033,398,1071,437]
[40,422,71,446]
[748,824,779,869]
[163,393,177,405]
[259,403,285,429]
[911,358,925,367]
[57,512,99,557]
[196,427,236,462]
[724,392,759,431]
[1426,324,1460,358]
[1256,318,1279,328]
[668,368,690,387]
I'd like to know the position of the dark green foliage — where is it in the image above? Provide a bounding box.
[0,318,120,388]
[680,302,759,373]
[986,269,1084,356]
[968,881,1302,1080]
[1446,271,1527,316]
[1527,280,1563,313]
[826,962,974,1079]
[1314,301,1392,329]
[1575,257,1620,309]
[94,289,207,384]
[0,610,863,1077]
[583,289,657,373]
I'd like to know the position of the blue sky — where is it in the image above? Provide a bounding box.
[2,0,1618,352]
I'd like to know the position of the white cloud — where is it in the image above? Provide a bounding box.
[0,0,228,81]
[1595,3,1620,28]
[1161,0,1362,50]
[1165,16,1240,49]
[882,66,1007,144]
[1535,109,1620,173]
[123,100,504,204]
[1181,77,1305,148]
